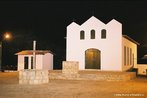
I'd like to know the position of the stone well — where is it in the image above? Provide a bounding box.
[19,69,48,84]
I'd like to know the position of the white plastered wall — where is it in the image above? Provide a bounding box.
[36,55,43,69]
[43,53,53,70]
[17,55,24,71]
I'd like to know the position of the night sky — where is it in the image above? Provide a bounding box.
[0,0,147,69]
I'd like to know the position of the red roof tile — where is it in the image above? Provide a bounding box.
[15,50,53,55]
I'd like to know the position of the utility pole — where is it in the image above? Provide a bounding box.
[33,40,36,69]
[0,32,11,72]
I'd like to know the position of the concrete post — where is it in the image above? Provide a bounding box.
[33,40,36,69]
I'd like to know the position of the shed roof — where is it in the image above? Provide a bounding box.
[123,35,140,45]
[15,50,53,55]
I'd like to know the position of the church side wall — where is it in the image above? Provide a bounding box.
[122,37,137,71]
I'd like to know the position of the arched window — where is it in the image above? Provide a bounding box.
[101,29,106,39]
[80,30,85,40]
[91,29,95,39]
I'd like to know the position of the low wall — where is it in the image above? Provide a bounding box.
[49,70,136,81]
[49,61,136,81]
[19,69,48,84]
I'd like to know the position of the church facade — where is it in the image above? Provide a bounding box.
[66,16,139,71]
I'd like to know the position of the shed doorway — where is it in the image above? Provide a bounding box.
[85,48,101,69]
[24,57,29,69]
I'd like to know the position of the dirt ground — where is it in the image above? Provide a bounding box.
[0,72,147,98]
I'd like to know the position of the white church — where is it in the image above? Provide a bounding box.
[66,16,139,71]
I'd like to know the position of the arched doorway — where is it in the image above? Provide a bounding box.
[85,48,101,69]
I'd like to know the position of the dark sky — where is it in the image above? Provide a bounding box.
[1,0,147,68]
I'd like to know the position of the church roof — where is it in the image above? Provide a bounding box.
[67,16,121,27]
[123,35,140,45]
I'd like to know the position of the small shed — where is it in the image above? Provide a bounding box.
[15,50,53,71]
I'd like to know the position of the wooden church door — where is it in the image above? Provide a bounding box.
[85,48,101,69]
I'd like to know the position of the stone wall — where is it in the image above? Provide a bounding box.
[19,69,48,84]
[49,70,136,81]
[62,61,79,74]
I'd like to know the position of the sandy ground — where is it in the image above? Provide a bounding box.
[0,72,147,98]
